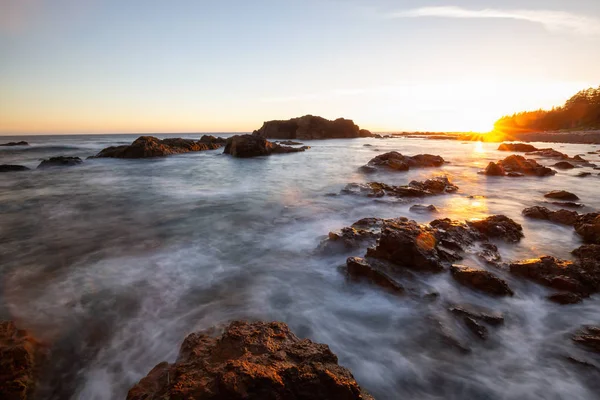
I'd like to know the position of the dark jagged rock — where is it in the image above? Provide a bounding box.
[199,135,227,145]
[342,176,458,198]
[95,136,222,158]
[483,162,505,176]
[0,165,30,172]
[544,190,579,201]
[362,151,445,172]
[463,317,489,340]
[450,265,514,296]
[0,321,46,400]
[572,244,600,260]
[466,215,523,242]
[410,204,438,213]
[0,141,29,146]
[548,292,583,304]
[498,143,537,152]
[509,254,600,297]
[37,156,82,169]
[346,257,404,294]
[127,321,373,400]
[449,304,504,325]
[522,206,579,226]
[554,161,576,169]
[223,134,309,158]
[253,115,374,140]
[572,326,600,353]
[493,155,556,177]
[574,214,600,244]
[321,218,387,252]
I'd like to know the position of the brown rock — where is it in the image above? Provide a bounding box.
[253,115,373,140]
[554,161,576,169]
[346,257,404,294]
[223,134,308,158]
[526,148,569,159]
[362,151,445,172]
[522,206,579,226]
[342,176,458,198]
[37,156,82,168]
[544,190,579,201]
[574,213,600,244]
[199,135,227,145]
[450,265,514,296]
[483,162,505,176]
[548,292,583,304]
[127,321,373,400]
[467,215,524,242]
[0,321,46,400]
[95,136,222,158]
[496,155,556,176]
[498,143,538,152]
[449,304,504,325]
[573,326,600,353]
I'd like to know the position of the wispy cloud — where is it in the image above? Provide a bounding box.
[388,6,600,36]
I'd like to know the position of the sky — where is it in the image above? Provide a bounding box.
[1,0,600,134]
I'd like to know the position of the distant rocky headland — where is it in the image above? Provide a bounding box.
[253,115,377,139]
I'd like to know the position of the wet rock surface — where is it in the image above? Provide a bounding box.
[278,140,304,145]
[466,215,524,243]
[410,204,438,213]
[0,321,46,400]
[346,257,404,294]
[0,165,30,172]
[199,135,227,145]
[224,134,309,158]
[95,136,222,158]
[554,161,576,169]
[450,265,514,296]
[498,143,538,152]
[544,190,579,201]
[253,115,374,139]
[522,206,579,226]
[37,156,83,169]
[342,176,458,198]
[484,155,556,177]
[574,213,600,244]
[572,326,600,353]
[362,151,445,172]
[127,321,373,400]
[449,304,504,326]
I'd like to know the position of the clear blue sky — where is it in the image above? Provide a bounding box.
[1,0,600,133]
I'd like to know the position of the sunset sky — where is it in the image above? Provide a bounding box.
[1,0,600,134]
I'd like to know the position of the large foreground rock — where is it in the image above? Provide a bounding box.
[342,176,458,198]
[94,136,222,158]
[223,134,309,158]
[362,151,445,172]
[253,115,375,139]
[0,321,46,400]
[37,156,82,169]
[127,321,373,400]
[0,165,30,173]
[483,155,555,177]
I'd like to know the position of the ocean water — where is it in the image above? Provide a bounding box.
[1,134,600,399]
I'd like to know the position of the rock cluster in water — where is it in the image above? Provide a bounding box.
[497,143,538,152]
[0,141,29,146]
[94,136,223,158]
[223,134,309,158]
[253,115,375,140]
[342,176,458,198]
[483,155,556,177]
[127,321,373,400]
[360,151,445,173]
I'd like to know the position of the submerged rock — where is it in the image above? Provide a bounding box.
[278,140,304,145]
[127,321,373,400]
[0,165,30,172]
[0,141,29,146]
[450,265,514,296]
[498,143,538,152]
[410,204,438,213]
[449,304,504,326]
[527,148,570,159]
[342,176,458,198]
[95,136,222,158]
[37,156,82,169]
[522,206,579,226]
[548,292,583,305]
[554,161,576,169]
[463,317,489,340]
[548,201,584,209]
[223,134,309,158]
[346,257,404,294]
[253,115,374,139]
[0,321,46,400]
[544,190,579,201]
[576,172,592,178]
[362,151,445,172]
[572,326,600,353]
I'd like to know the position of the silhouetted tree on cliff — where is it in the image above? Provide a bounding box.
[494,86,600,133]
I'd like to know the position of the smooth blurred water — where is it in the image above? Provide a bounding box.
[1,134,599,400]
